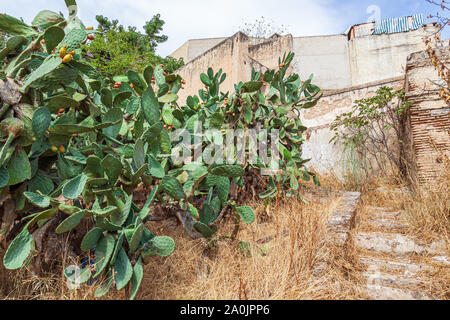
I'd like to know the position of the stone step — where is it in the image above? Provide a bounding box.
[354,232,447,256]
[326,191,361,245]
[367,210,403,220]
[365,284,433,300]
[359,256,433,275]
[365,206,396,212]
[366,218,408,230]
[364,270,424,288]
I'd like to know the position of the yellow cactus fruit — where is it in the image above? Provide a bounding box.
[62,54,73,63]
[59,45,67,58]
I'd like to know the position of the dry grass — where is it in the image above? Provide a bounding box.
[358,166,449,245]
[136,196,364,300]
[0,195,365,300]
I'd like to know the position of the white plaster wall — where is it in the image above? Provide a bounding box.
[348,24,438,86]
[293,35,352,90]
[300,78,404,178]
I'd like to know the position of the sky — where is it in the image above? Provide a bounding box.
[1,0,448,57]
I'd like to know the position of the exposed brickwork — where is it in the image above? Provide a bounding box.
[405,47,450,185]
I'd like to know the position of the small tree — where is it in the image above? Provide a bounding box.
[84,15,184,79]
[238,16,290,45]
[425,0,449,105]
[330,87,412,181]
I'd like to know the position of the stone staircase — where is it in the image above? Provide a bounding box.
[352,206,449,300]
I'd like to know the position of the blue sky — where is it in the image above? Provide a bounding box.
[1,0,448,56]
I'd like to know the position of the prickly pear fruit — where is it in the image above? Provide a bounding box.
[59,45,67,58]
[62,54,73,63]
[58,145,65,153]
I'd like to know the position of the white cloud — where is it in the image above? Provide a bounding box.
[2,0,348,56]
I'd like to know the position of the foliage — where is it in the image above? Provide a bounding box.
[0,1,320,299]
[83,14,183,79]
[425,0,450,105]
[330,87,412,178]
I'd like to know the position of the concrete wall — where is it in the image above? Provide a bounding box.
[293,35,352,90]
[248,35,293,70]
[171,24,439,91]
[300,77,404,178]
[404,47,450,185]
[348,24,438,86]
[170,37,227,63]
[174,33,250,104]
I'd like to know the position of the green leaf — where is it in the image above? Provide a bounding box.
[148,155,165,179]
[208,164,244,178]
[141,87,160,125]
[57,27,87,52]
[130,257,143,300]
[94,270,113,298]
[110,194,132,227]
[129,223,144,253]
[194,222,216,238]
[28,170,54,195]
[102,108,123,138]
[80,227,103,251]
[143,66,154,85]
[22,56,62,92]
[93,235,115,278]
[100,88,113,107]
[158,93,178,104]
[55,210,85,234]
[145,236,175,257]
[0,167,9,187]
[242,81,263,93]
[161,104,174,125]
[24,192,51,208]
[161,176,186,200]
[127,70,146,89]
[200,73,211,86]
[43,26,65,53]
[154,65,165,87]
[32,10,64,30]
[0,14,38,38]
[235,206,255,224]
[62,174,88,199]
[109,232,124,266]
[210,112,224,128]
[113,91,132,106]
[101,154,122,186]
[159,129,171,154]
[32,107,51,138]
[114,248,133,291]
[3,228,33,270]
[6,149,31,186]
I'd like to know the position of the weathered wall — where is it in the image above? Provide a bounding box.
[404,47,450,185]
[248,35,293,70]
[170,37,227,63]
[300,77,404,177]
[348,24,438,86]
[171,24,439,92]
[174,33,250,104]
[293,35,352,90]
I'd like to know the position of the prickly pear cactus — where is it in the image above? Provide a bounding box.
[0,0,321,300]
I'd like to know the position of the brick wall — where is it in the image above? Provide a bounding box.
[404,47,450,185]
